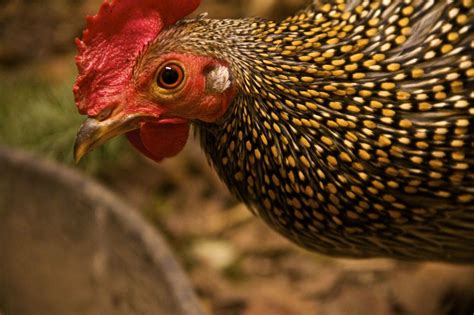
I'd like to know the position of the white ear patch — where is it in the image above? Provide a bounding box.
[206,65,231,93]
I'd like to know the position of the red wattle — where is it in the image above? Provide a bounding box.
[126,122,190,162]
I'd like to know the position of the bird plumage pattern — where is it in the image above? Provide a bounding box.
[74,0,474,263]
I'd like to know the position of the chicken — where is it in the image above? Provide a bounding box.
[73,0,474,263]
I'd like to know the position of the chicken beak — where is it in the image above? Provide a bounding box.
[73,113,143,163]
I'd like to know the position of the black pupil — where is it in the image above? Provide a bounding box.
[161,66,179,86]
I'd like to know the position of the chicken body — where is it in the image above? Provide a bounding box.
[75,0,474,262]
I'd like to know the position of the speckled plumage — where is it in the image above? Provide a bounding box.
[146,0,474,262]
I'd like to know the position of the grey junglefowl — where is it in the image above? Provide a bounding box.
[73,0,474,263]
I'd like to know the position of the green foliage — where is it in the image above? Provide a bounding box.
[0,75,129,173]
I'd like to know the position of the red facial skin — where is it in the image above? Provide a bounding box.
[120,53,236,162]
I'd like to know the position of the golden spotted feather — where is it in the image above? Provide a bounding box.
[152,0,474,262]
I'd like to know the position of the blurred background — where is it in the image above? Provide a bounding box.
[1,1,473,314]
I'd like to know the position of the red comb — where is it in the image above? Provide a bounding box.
[74,0,201,115]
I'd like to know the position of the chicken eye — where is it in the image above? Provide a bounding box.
[156,63,185,90]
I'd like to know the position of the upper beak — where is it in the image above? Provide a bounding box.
[73,113,145,163]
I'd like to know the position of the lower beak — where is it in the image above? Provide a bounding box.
[73,113,146,163]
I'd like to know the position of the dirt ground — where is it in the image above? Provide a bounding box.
[1,0,474,314]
